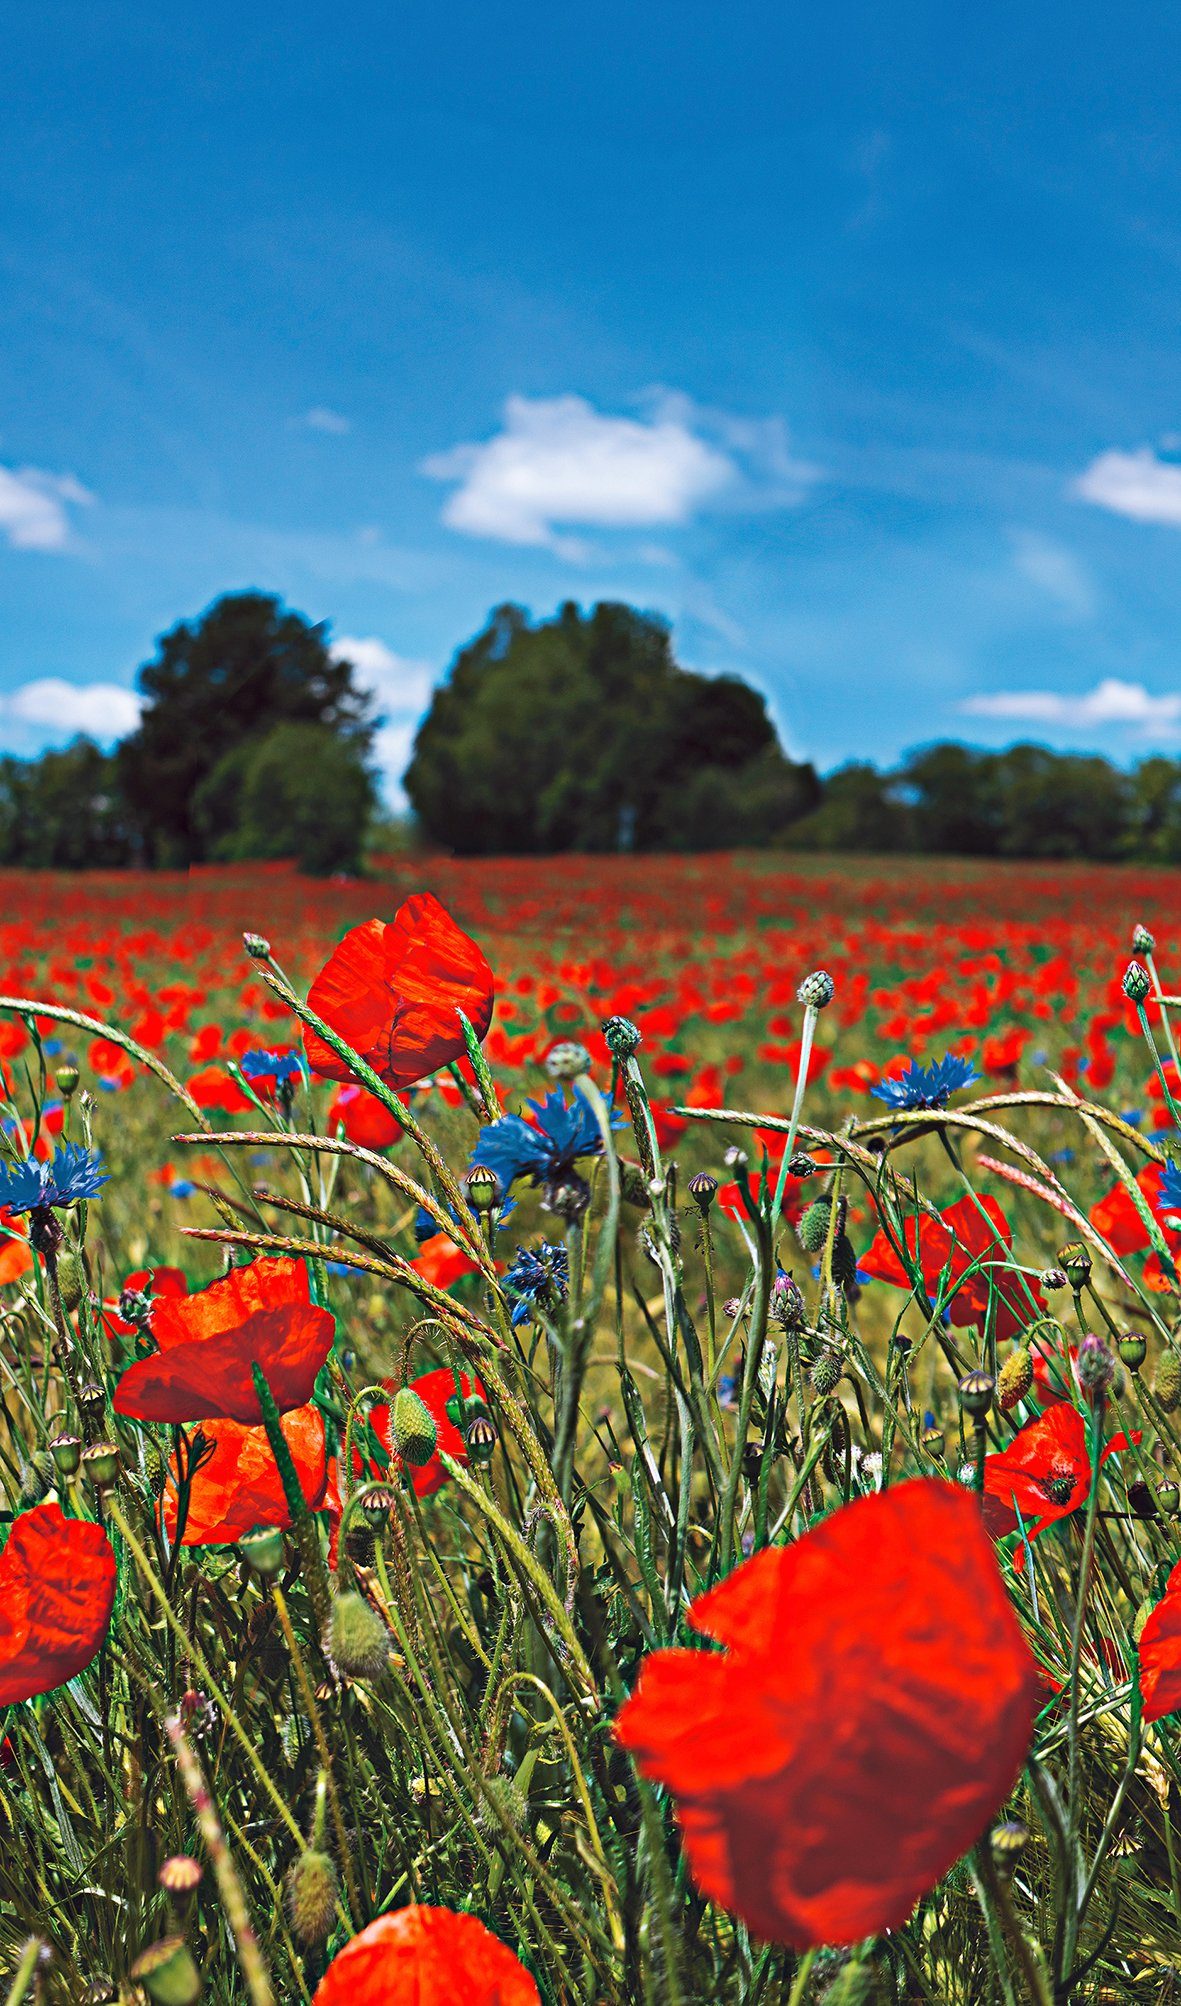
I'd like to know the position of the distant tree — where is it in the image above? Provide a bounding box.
[785,763,907,852]
[192,721,376,875]
[988,746,1133,860]
[0,739,132,869]
[404,601,818,853]
[117,592,376,864]
[897,744,1002,855]
[1126,757,1181,863]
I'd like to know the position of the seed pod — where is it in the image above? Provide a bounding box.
[687,1170,717,1210]
[288,1849,339,1946]
[996,1348,1033,1411]
[238,1525,286,1575]
[129,1936,201,2005]
[50,1433,82,1478]
[326,1592,392,1680]
[1057,1242,1092,1290]
[958,1369,995,1420]
[463,1163,502,1212]
[391,1386,438,1467]
[54,1062,81,1099]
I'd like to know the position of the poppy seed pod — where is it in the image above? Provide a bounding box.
[1123,960,1152,1005]
[957,1369,995,1420]
[50,1432,82,1478]
[687,1170,718,1210]
[1158,1478,1180,1515]
[1118,1329,1148,1372]
[238,1525,286,1575]
[602,1015,641,1059]
[289,1849,339,1945]
[158,1855,203,1898]
[466,1409,497,1464]
[990,1821,1028,1875]
[463,1162,502,1212]
[326,1592,392,1680]
[796,969,835,1009]
[1057,1242,1091,1290]
[391,1386,438,1467]
[128,1937,201,2006]
[54,1061,80,1099]
[81,1442,121,1490]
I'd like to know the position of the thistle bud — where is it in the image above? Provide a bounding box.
[797,969,835,1010]
[687,1170,717,1210]
[326,1591,392,1680]
[810,1350,842,1396]
[463,1162,502,1212]
[54,1062,80,1099]
[1157,1351,1181,1412]
[602,1016,641,1060]
[544,1040,591,1081]
[770,1272,806,1330]
[288,1849,339,1946]
[242,932,271,960]
[1133,924,1156,955]
[238,1525,286,1575]
[1056,1242,1091,1290]
[1118,1329,1148,1372]
[996,1348,1033,1411]
[1123,960,1152,1005]
[81,1442,120,1490]
[391,1386,438,1467]
[957,1369,995,1420]
[1076,1331,1116,1402]
[129,1936,201,2005]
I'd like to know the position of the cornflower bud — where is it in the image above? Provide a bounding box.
[1076,1331,1116,1402]
[1039,1266,1068,1292]
[1133,924,1156,954]
[602,1015,641,1059]
[788,1151,817,1177]
[391,1386,438,1467]
[1123,960,1152,1005]
[242,932,271,960]
[797,969,835,1009]
[545,1040,591,1081]
[996,1347,1033,1411]
[770,1272,806,1330]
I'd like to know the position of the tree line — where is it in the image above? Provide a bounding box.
[2,590,1180,869]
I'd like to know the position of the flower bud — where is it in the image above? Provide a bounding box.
[1123,960,1152,1004]
[797,969,835,1009]
[770,1272,806,1330]
[1118,1329,1148,1372]
[56,1250,86,1313]
[54,1062,80,1099]
[463,1162,502,1212]
[996,1348,1033,1411]
[1039,1266,1068,1292]
[288,1849,339,1945]
[1056,1242,1091,1290]
[797,1199,833,1254]
[602,1015,641,1059]
[1076,1331,1116,1401]
[391,1386,438,1467]
[238,1525,286,1575]
[1133,924,1156,955]
[788,1151,817,1177]
[687,1170,717,1210]
[129,1936,201,2005]
[957,1368,995,1420]
[326,1591,392,1680]
[810,1350,842,1396]
[50,1432,82,1478]
[544,1040,591,1081]
[242,932,271,960]
[1157,1351,1181,1412]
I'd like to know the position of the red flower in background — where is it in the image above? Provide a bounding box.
[312,1905,539,2006]
[353,1366,485,1499]
[1090,1165,1181,1290]
[164,1404,328,1545]
[0,1503,116,1705]
[615,1480,1038,1949]
[410,1234,483,1291]
[1140,1560,1181,1722]
[861,1193,1041,1342]
[328,1083,404,1151]
[113,1257,334,1424]
[983,1404,1137,1544]
[103,1265,188,1341]
[303,894,495,1091]
[0,1209,32,1286]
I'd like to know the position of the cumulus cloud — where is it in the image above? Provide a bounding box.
[332,635,434,801]
[0,466,93,551]
[0,679,142,740]
[961,678,1181,731]
[422,393,739,553]
[300,407,351,435]
[1074,447,1181,526]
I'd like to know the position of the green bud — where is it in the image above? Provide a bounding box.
[238,1524,286,1575]
[56,1250,86,1311]
[326,1592,392,1680]
[797,969,835,1009]
[391,1386,438,1467]
[54,1062,80,1099]
[996,1348,1033,1411]
[797,1199,833,1254]
[129,1937,201,2006]
[1123,960,1152,1005]
[288,1849,339,1945]
[602,1015,641,1059]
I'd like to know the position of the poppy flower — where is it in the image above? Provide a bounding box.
[312,1905,539,2006]
[303,894,495,1092]
[615,1479,1037,1949]
[186,1065,252,1115]
[410,1233,484,1291]
[982,1403,1137,1544]
[113,1257,335,1425]
[103,1265,188,1341]
[353,1366,486,1499]
[164,1404,328,1545]
[0,1502,116,1705]
[328,1083,404,1152]
[860,1193,1042,1343]
[0,1210,32,1286]
[1139,1560,1181,1722]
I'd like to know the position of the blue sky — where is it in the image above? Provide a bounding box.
[6,1,1181,797]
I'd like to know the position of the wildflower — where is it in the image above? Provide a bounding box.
[303,893,495,1091]
[312,1905,539,2005]
[470,1089,614,1213]
[870,1053,978,1112]
[112,1256,335,1424]
[410,1233,484,1291]
[502,1243,569,1328]
[1140,1561,1181,1721]
[351,1367,487,1500]
[614,1479,1038,1949]
[163,1405,328,1545]
[328,1082,404,1151]
[860,1193,1042,1344]
[239,1048,304,1106]
[0,1143,108,1216]
[982,1403,1137,1544]
[0,1502,116,1705]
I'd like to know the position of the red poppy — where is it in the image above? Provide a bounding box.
[164,1403,328,1545]
[861,1193,1042,1343]
[312,1905,538,2006]
[103,1265,189,1341]
[303,894,495,1092]
[353,1366,486,1500]
[982,1404,1137,1543]
[187,1064,252,1114]
[1139,1559,1181,1722]
[0,1502,116,1705]
[615,1479,1037,1949]
[328,1083,404,1152]
[0,1210,32,1286]
[410,1234,484,1291]
[113,1257,335,1425]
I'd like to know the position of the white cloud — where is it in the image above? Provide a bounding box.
[0,679,142,740]
[961,678,1181,731]
[300,407,351,435]
[331,635,434,802]
[1074,447,1181,526]
[0,465,93,551]
[422,393,737,552]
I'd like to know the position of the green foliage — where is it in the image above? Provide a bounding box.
[0,738,131,868]
[404,600,820,852]
[193,722,377,875]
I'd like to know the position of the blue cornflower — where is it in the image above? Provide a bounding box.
[503,1242,569,1328]
[1160,1159,1181,1217]
[239,1048,304,1086]
[869,1054,978,1112]
[0,1143,109,1215]
[470,1090,616,1200]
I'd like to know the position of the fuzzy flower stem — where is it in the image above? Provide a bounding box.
[1060,1402,1107,1987]
[166,1712,275,2006]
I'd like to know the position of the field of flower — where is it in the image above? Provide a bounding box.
[5,850,1181,2003]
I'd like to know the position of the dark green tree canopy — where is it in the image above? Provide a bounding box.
[117,592,376,865]
[404,600,820,854]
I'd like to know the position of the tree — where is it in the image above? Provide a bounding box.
[786,763,907,851]
[192,722,376,875]
[404,601,818,854]
[0,739,132,869]
[117,592,376,865]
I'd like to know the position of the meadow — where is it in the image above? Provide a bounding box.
[3,851,1181,2002]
